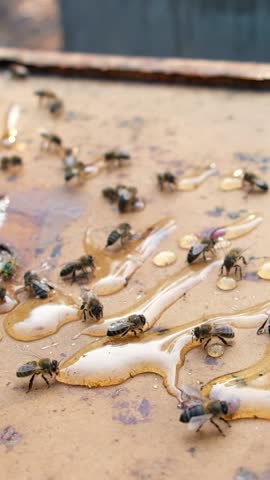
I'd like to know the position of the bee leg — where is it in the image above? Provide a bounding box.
[203,338,211,350]
[219,265,224,276]
[234,265,242,280]
[210,418,225,437]
[239,255,247,266]
[219,417,231,428]
[82,309,87,322]
[27,374,36,393]
[138,328,144,333]
[41,374,50,388]
[217,336,230,346]
[131,329,138,337]
[71,270,76,283]
[257,318,268,335]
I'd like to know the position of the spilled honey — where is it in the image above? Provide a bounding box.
[257,261,270,280]
[4,290,78,341]
[80,260,222,337]
[206,343,225,358]
[217,276,237,291]
[178,212,263,250]
[152,250,176,267]
[58,299,270,419]
[84,218,176,295]
[219,171,243,191]
[177,163,217,191]
[0,294,17,314]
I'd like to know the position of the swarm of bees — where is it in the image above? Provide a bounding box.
[24,271,54,299]
[60,255,95,282]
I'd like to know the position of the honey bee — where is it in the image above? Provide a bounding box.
[49,98,64,116]
[0,259,17,280]
[16,358,59,392]
[80,292,103,322]
[220,248,247,279]
[106,222,132,248]
[187,229,220,264]
[192,323,235,349]
[117,185,138,213]
[24,271,54,299]
[9,63,29,79]
[102,186,119,203]
[60,255,95,282]
[242,172,268,193]
[40,131,62,152]
[107,314,146,337]
[34,90,57,106]
[0,155,23,171]
[178,385,237,436]
[0,243,13,256]
[257,315,270,335]
[0,286,6,301]
[64,161,86,182]
[104,149,130,167]
[157,172,177,191]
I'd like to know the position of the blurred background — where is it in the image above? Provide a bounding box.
[2,0,270,62]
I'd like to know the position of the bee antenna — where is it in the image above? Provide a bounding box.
[19,348,41,360]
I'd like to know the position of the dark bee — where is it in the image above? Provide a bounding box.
[0,286,6,301]
[102,186,119,203]
[60,255,95,282]
[0,243,13,256]
[117,186,138,213]
[0,155,23,171]
[16,358,59,393]
[178,387,233,436]
[40,131,62,152]
[1,259,17,280]
[24,271,54,299]
[106,223,132,248]
[187,229,219,264]
[34,90,57,105]
[107,314,146,337]
[192,323,235,349]
[80,292,103,322]
[220,248,247,279]
[243,172,268,193]
[64,161,86,182]
[49,99,64,116]
[9,63,29,79]
[257,315,270,335]
[104,149,130,167]
[157,171,177,191]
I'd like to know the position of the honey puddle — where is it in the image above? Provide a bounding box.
[84,218,176,295]
[57,300,270,419]
[4,291,78,341]
[177,164,217,191]
[179,212,262,249]
[81,260,222,337]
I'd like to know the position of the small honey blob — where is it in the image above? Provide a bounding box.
[217,276,237,291]
[206,343,225,358]
[178,234,199,250]
[153,251,176,267]
[257,262,270,280]
[219,176,243,191]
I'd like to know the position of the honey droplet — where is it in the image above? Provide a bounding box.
[153,251,176,267]
[177,164,217,191]
[257,261,270,280]
[217,276,237,291]
[178,233,199,250]
[0,294,17,314]
[206,342,225,358]
[219,176,243,191]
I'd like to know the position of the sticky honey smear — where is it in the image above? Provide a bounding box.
[84,218,176,296]
[4,291,78,342]
[178,211,263,250]
[0,294,17,314]
[0,104,21,149]
[80,260,222,337]
[57,300,270,408]
[177,163,217,191]
[219,169,243,191]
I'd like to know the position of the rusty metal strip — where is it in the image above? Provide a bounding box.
[1,47,270,87]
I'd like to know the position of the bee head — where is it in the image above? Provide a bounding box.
[51,360,59,374]
[220,401,228,415]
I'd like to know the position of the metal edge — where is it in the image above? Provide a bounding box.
[2,47,270,87]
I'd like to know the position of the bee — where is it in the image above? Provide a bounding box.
[16,358,59,393]
[0,155,23,171]
[24,271,54,299]
[34,90,57,106]
[60,255,95,282]
[192,323,235,349]
[187,229,220,264]
[107,314,146,337]
[0,243,13,256]
[157,171,177,191]
[257,315,270,335]
[178,385,236,436]
[104,149,130,167]
[220,248,247,279]
[102,186,119,203]
[40,131,62,152]
[80,292,103,322]
[0,259,17,280]
[49,98,64,116]
[0,286,6,301]
[64,161,86,182]
[106,222,132,248]
[242,172,268,193]
[9,63,29,79]
[117,185,138,213]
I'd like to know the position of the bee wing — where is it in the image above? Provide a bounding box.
[188,414,212,432]
[190,243,205,256]
[32,279,50,292]
[17,361,39,374]
[180,384,204,402]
